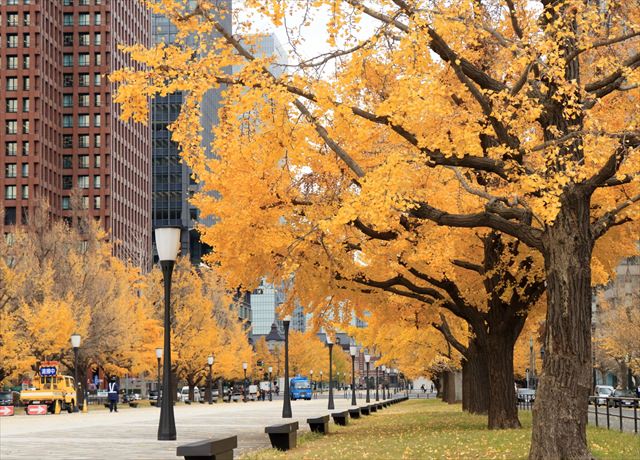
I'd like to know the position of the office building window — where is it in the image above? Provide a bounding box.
[22,185,29,199]
[7,34,19,48]
[64,33,74,46]
[78,176,89,189]
[22,77,30,90]
[94,196,101,210]
[64,74,74,87]
[81,196,89,209]
[79,32,90,46]
[94,155,101,168]
[22,120,29,134]
[21,163,28,177]
[7,13,18,26]
[63,155,73,169]
[23,34,30,48]
[63,115,74,128]
[6,120,18,134]
[22,141,29,156]
[79,135,89,148]
[62,176,73,190]
[63,135,73,148]
[79,94,90,107]
[94,53,102,66]
[63,94,74,107]
[94,175,101,189]
[94,33,102,45]
[94,134,101,147]
[5,186,17,200]
[6,142,18,156]
[5,164,17,178]
[94,73,102,86]
[79,73,90,86]
[63,54,74,67]
[6,77,18,91]
[94,13,102,25]
[6,99,18,113]
[94,94,102,107]
[23,56,30,69]
[79,155,89,168]
[94,114,101,127]
[62,197,71,210]
[78,53,90,66]
[79,13,90,26]
[24,13,31,26]
[78,114,89,128]
[7,56,18,70]
[64,13,74,26]
[22,98,29,112]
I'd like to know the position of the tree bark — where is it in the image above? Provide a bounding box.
[487,333,521,429]
[530,191,593,459]
[462,340,489,414]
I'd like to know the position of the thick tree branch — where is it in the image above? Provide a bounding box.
[432,314,468,358]
[591,193,640,240]
[566,30,640,62]
[585,52,640,98]
[451,259,485,274]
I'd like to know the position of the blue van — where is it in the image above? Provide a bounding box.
[289,377,312,400]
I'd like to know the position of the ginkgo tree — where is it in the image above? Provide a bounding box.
[113,0,639,457]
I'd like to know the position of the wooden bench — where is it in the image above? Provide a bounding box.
[128,402,138,408]
[331,411,349,426]
[369,404,377,413]
[307,415,330,434]
[265,422,299,451]
[361,406,371,415]
[176,436,237,460]
[348,408,361,419]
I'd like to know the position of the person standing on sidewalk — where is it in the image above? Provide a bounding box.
[107,377,119,413]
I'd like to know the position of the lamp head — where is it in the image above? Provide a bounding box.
[70,333,81,349]
[282,314,291,323]
[207,355,214,366]
[349,345,357,357]
[320,370,323,376]
[381,365,386,371]
[242,362,248,370]
[155,347,163,359]
[364,354,370,363]
[154,227,181,261]
[268,366,273,373]
[326,335,333,345]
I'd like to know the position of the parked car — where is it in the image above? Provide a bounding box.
[516,388,536,403]
[149,390,159,401]
[593,385,615,406]
[179,386,201,402]
[608,389,639,408]
[0,390,20,406]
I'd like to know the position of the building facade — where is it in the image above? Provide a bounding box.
[1,0,152,268]
[150,2,230,265]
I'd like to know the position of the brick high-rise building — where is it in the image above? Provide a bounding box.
[1,0,151,268]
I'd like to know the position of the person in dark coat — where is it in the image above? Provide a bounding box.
[107,376,119,413]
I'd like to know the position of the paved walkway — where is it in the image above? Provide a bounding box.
[0,398,361,459]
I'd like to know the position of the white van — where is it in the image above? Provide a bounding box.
[180,386,201,402]
[593,385,614,406]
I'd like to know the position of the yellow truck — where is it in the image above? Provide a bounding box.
[20,362,77,415]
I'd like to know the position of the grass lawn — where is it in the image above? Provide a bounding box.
[242,400,639,459]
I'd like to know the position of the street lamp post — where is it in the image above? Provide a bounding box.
[385,368,390,399]
[319,371,323,395]
[310,369,314,398]
[375,365,379,401]
[364,353,371,403]
[381,365,386,399]
[327,336,335,410]
[155,347,162,407]
[207,355,214,405]
[242,362,248,402]
[70,333,81,413]
[155,226,181,441]
[349,344,357,406]
[268,366,273,401]
[282,315,292,418]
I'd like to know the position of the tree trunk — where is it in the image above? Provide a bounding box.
[441,372,450,402]
[188,382,195,402]
[487,333,520,429]
[462,340,489,414]
[530,192,593,459]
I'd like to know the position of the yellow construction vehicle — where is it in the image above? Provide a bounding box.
[20,362,77,415]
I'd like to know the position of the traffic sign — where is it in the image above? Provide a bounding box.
[39,366,57,377]
[27,405,47,415]
[0,406,14,416]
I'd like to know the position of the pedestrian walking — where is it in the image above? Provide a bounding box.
[107,376,119,413]
[421,384,426,393]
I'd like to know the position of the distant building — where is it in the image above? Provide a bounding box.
[250,280,286,338]
[150,2,231,265]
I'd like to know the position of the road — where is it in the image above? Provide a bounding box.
[588,405,639,434]
[0,397,361,459]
